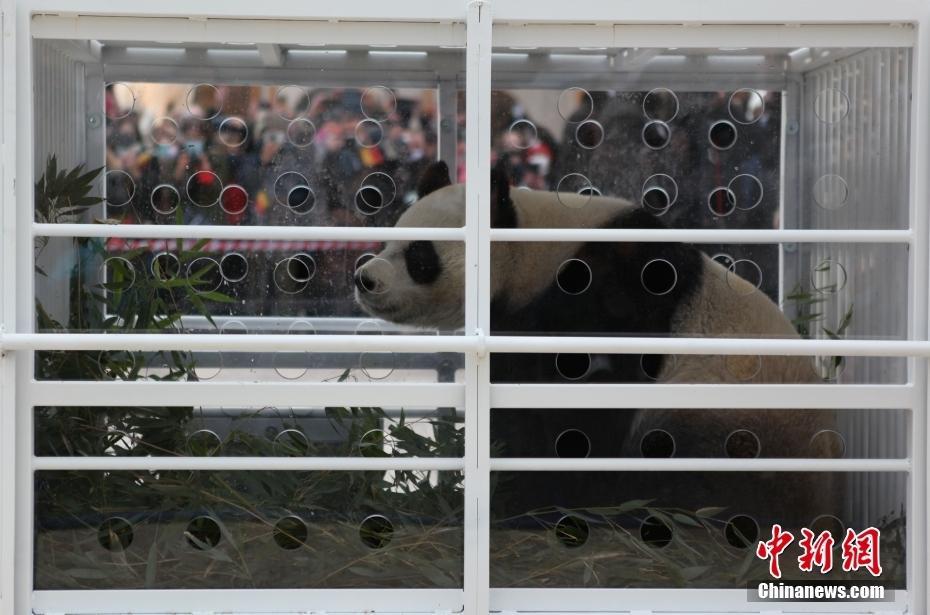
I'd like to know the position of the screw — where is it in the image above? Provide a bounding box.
[87,113,101,127]
[786,120,800,135]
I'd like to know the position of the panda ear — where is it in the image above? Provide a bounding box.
[417,160,452,198]
[490,159,517,228]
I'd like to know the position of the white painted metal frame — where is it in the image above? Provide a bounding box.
[0,1,928,614]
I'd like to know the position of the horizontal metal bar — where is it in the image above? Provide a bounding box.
[32,456,463,472]
[489,457,910,472]
[5,333,930,357]
[490,384,915,409]
[27,381,465,408]
[33,223,464,242]
[490,227,913,243]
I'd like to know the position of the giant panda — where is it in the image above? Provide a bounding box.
[355,160,840,537]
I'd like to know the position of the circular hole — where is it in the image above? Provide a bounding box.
[354,119,384,148]
[150,184,180,215]
[711,252,735,270]
[187,429,222,456]
[726,259,763,295]
[814,88,850,124]
[355,319,384,335]
[642,120,671,150]
[273,516,309,550]
[724,514,760,549]
[151,116,179,145]
[360,86,397,121]
[223,434,253,457]
[728,89,765,125]
[555,428,591,458]
[643,88,679,122]
[359,514,394,549]
[273,320,315,380]
[810,515,845,547]
[813,174,849,211]
[708,120,738,150]
[186,516,222,550]
[192,353,222,380]
[186,170,223,208]
[218,117,249,148]
[273,258,310,295]
[354,252,377,272]
[811,259,848,294]
[707,187,736,217]
[641,173,678,214]
[275,85,310,121]
[105,169,135,207]
[220,252,249,283]
[728,174,764,211]
[220,320,248,335]
[554,515,590,548]
[640,429,675,458]
[97,517,134,551]
[507,119,538,150]
[219,184,249,215]
[355,172,397,215]
[555,353,591,381]
[356,257,395,295]
[186,84,223,120]
[810,429,847,459]
[273,429,311,455]
[96,350,137,380]
[273,171,311,208]
[556,173,594,208]
[640,515,673,548]
[577,186,601,197]
[640,353,674,381]
[185,257,222,295]
[725,355,762,381]
[359,352,396,381]
[286,118,316,148]
[150,252,180,281]
[640,258,678,296]
[105,82,135,120]
[558,87,593,121]
[556,258,592,295]
[574,119,604,149]
[101,256,136,292]
[286,185,316,215]
[359,428,397,457]
[725,429,761,458]
[812,355,846,382]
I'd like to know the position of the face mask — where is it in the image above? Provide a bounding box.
[184,139,205,157]
[153,143,176,159]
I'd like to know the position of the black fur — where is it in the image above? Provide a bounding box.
[490,161,518,228]
[404,240,442,285]
[416,160,452,198]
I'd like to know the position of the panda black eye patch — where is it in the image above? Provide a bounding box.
[404,241,442,285]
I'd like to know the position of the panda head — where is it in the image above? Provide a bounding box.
[354,160,514,330]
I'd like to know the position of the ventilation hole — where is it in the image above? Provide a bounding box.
[814,88,850,124]
[359,429,396,457]
[640,515,673,548]
[186,256,222,295]
[708,120,738,150]
[274,85,310,121]
[354,253,376,272]
[186,170,223,207]
[725,429,761,458]
[810,515,845,548]
[360,85,397,121]
[105,169,135,207]
[273,429,311,455]
[105,82,135,120]
[193,354,222,381]
[724,355,762,381]
[726,259,763,295]
[355,319,384,335]
[810,429,847,459]
[725,514,760,549]
[640,259,678,296]
[286,185,316,215]
[811,259,848,294]
[577,186,601,197]
[355,119,384,148]
[556,259,592,295]
[555,428,591,458]
[151,116,179,145]
[187,429,222,456]
[356,257,395,294]
[186,516,222,550]
[558,87,593,121]
[286,118,316,148]
[150,252,180,281]
[728,174,764,210]
[355,186,384,215]
[641,173,678,214]
[359,514,394,549]
[219,184,249,215]
[150,184,180,215]
[555,353,591,381]
[575,119,604,149]
[273,320,314,380]
[556,173,594,208]
[102,256,136,292]
[711,252,735,270]
[642,187,670,213]
[707,187,736,217]
[273,258,310,295]
[728,89,765,125]
[219,252,249,283]
[97,517,134,552]
[273,171,310,207]
[640,353,672,381]
[642,88,679,122]
[272,515,309,550]
[640,429,675,458]
[812,174,849,210]
[507,119,537,150]
[186,83,222,120]
[218,117,249,148]
[359,351,396,381]
[642,120,671,150]
[554,515,590,548]
[223,435,252,457]
[812,355,846,382]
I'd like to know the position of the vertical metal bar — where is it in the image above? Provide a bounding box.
[464,1,491,613]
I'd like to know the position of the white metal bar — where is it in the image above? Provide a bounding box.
[490,384,916,409]
[32,456,464,472]
[34,222,465,241]
[490,227,913,243]
[490,457,909,473]
[27,381,465,408]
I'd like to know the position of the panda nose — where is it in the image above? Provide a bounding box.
[355,269,375,293]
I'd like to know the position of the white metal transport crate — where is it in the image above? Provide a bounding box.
[0,1,929,614]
